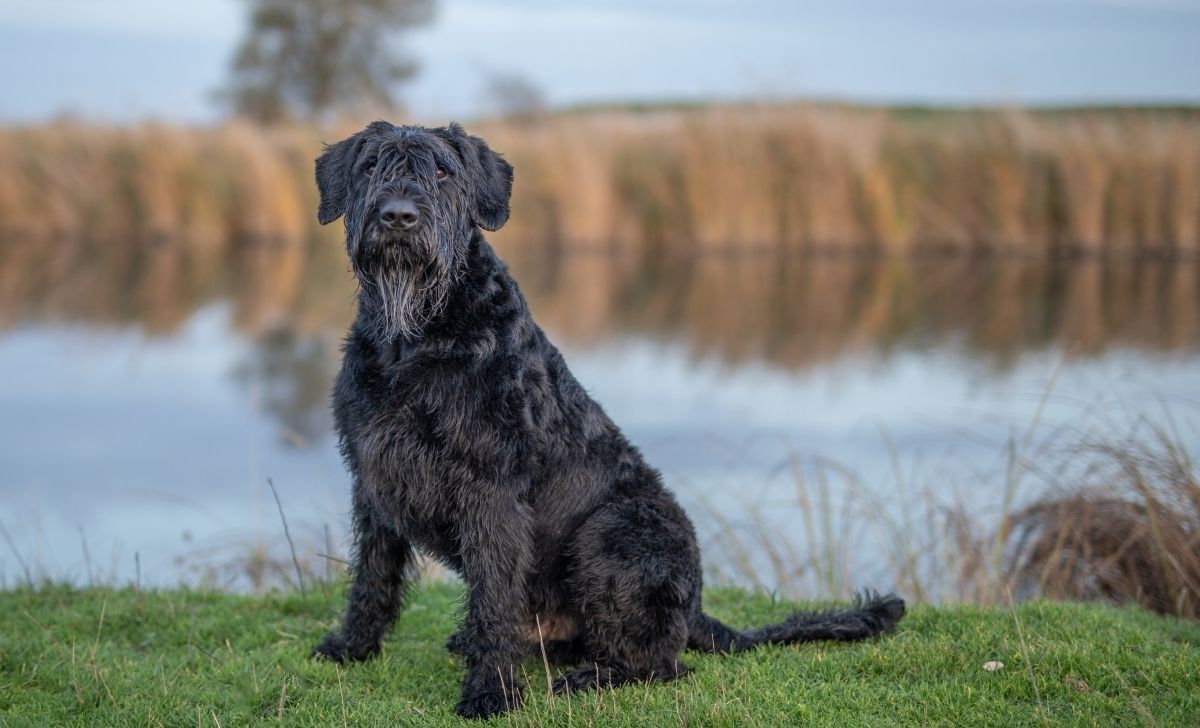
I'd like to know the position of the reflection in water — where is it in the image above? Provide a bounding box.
[233,327,337,448]
[2,232,1200,446]
[519,252,1200,371]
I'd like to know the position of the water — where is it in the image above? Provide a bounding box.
[2,241,1199,593]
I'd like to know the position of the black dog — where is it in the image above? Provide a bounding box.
[311,121,905,719]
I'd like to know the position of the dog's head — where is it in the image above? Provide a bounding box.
[315,121,513,340]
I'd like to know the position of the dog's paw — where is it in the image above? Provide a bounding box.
[455,686,523,720]
[551,667,607,696]
[311,633,377,663]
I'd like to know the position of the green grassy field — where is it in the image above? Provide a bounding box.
[1,583,1197,727]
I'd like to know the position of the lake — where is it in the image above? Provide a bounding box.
[2,239,1199,597]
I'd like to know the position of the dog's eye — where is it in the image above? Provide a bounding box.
[363,160,376,177]
[435,166,448,181]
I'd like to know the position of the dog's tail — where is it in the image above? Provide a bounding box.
[687,591,905,654]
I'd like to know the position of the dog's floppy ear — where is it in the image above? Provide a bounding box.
[315,132,363,225]
[439,122,514,231]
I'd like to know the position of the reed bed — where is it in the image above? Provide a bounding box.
[1,105,1198,256]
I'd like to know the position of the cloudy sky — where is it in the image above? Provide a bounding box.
[0,0,1197,123]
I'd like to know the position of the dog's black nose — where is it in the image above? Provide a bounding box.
[379,198,419,230]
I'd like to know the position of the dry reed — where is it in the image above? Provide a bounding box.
[1004,423,1200,618]
[2,105,1198,256]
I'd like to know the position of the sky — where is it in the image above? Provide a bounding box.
[0,0,1197,123]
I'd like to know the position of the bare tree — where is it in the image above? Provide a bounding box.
[483,71,547,123]
[223,0,435,124]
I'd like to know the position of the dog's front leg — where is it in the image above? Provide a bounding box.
[454,500,533,720]
[314,490,415,662]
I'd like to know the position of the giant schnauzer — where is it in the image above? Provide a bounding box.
[310,121,906,719]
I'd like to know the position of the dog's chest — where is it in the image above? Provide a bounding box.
[335,344,533,531]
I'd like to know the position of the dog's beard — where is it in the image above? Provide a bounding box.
[366,260,449,341]
[354,229,454,341]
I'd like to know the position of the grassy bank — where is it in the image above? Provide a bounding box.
[2,583,1197,726]
[2,104,1198,255]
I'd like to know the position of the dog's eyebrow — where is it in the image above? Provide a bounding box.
[434,151,461,174]
[355,139,387,161]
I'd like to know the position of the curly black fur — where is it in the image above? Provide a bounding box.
[310,121,906,719]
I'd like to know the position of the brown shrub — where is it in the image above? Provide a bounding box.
[1004,431,1200,618]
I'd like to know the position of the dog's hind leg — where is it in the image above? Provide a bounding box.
[555,487,701,695]
[313,491,415,663]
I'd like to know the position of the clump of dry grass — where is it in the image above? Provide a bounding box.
[1004,427,1200,618]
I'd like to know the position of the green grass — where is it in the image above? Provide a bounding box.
[1,583,1197,727]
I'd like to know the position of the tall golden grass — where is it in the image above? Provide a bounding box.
[0,120,316,245]
[1,105,1198,255]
